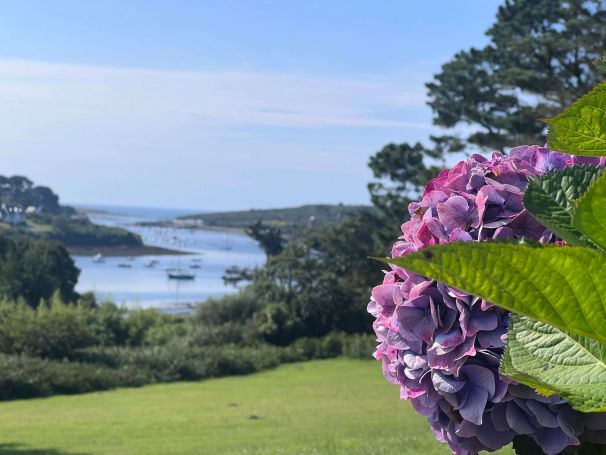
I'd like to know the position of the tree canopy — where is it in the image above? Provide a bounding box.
[368,0,606,221]
[246,221,284,259]
[0,235,79,306]
[0,175,70,214]
[428,0,606,150]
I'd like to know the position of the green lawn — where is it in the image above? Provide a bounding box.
[0,359,514,455]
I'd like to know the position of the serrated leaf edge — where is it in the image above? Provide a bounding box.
[545,81,606,154]
[573,170,606,252]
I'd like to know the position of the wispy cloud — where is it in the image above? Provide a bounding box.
[0,58,435,209]
[0,58,429,141]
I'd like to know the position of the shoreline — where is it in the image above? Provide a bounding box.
[194,225,246,234]
[136,221,246,235]
[68,244,191,257]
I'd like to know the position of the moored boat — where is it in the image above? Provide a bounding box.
[168,269,195,280]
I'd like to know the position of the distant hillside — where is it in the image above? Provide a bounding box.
[179,204,376,232]
[0,175,147,254]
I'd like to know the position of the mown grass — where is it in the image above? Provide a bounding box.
[0,359,514,455]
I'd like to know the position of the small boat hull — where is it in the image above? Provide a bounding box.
[168,272,195,280]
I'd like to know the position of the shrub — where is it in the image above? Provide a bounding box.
[0,332,375,400]
[0,297,95,359]
[189,320,256,347]
[253,302,305,346]
[190,287,263,326]
[0,354,123,400]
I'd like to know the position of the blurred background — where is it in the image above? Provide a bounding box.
[0,1,602,454]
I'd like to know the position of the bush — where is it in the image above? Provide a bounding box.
[189,320,256,347]
[84,301,130,346]
[143,320,190,346]
[253,302,305,346]
[0,298,188,360]
[74,341,294,382]
[189,288,263,347]
[0,332,374,400]
[340,333,376,359]
[190,287,263,326]
[0,354,124,400]
[288,333,375,360]
[123,308,186,347]
[0,297,95,359]
[0,289,377,400]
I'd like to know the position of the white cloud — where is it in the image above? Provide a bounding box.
[0,58,430,141]
[0,58,435,209]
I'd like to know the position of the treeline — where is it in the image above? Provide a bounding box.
[179,204,376,236]
[0,294,374,400]
[0,176,70,215]
[33,214,142,248]
[0,174,144,250]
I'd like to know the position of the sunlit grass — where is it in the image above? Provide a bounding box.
[0,359,514,454]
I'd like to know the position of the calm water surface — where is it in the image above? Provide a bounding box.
[73,205,265,311]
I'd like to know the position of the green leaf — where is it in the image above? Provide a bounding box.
[382,243,606,343]
[523,165,604,246]
[502,315,606,413]
[545,82,606,155]
[574,171,606,251]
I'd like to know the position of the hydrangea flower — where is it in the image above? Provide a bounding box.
[369,146,606,455]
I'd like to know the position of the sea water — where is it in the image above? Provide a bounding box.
[73,205,265,312]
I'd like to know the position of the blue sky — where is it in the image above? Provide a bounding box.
[0,0,501,211]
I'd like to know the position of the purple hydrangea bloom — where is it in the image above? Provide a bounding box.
[369,145,606,455]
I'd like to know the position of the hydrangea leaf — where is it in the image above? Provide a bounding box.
[574,171,606,251]
[545,82,606,155]
[524,165,604,246]
[502,315,606,413]
[381,243,606,343]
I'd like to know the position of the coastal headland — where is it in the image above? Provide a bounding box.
[67,244,190,257]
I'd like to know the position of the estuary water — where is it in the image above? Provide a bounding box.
[73,205,265,311]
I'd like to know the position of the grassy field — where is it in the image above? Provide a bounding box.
[0,359,514,455]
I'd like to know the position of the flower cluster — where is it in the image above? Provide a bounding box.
[369,146,606,455]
